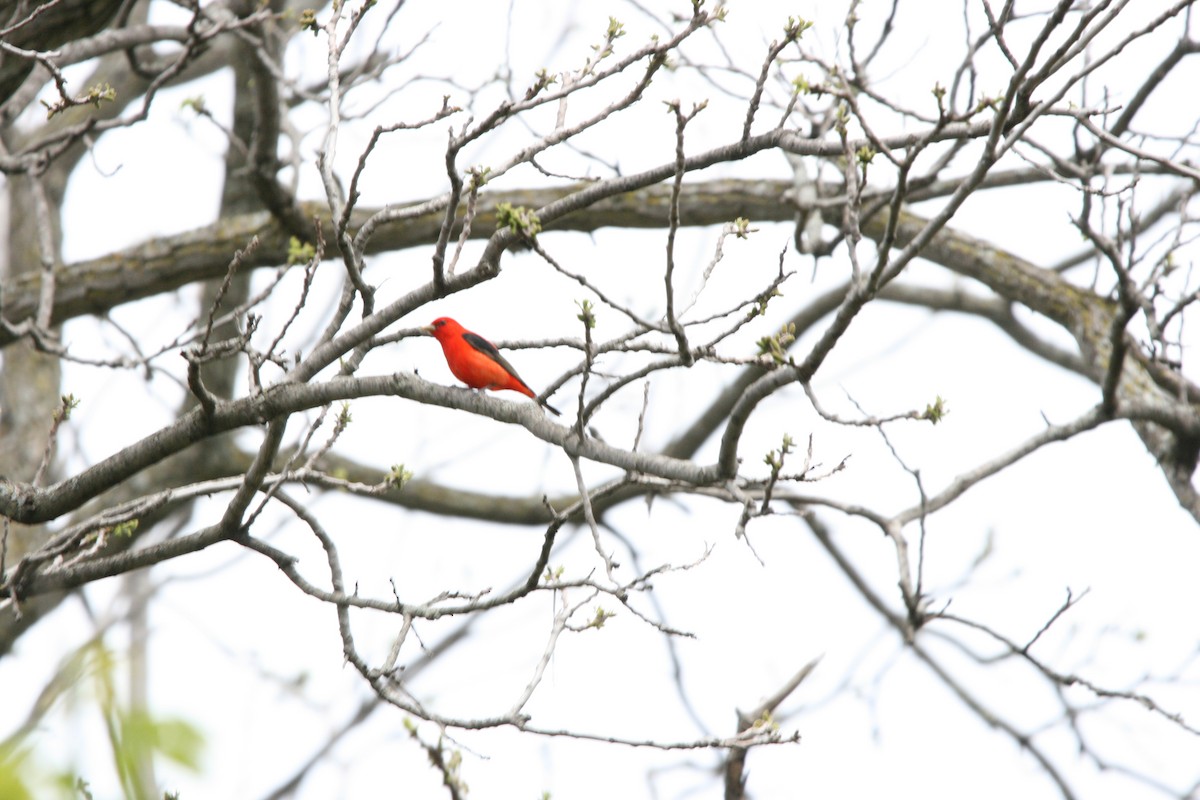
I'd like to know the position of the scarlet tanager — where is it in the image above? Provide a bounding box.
[422,317,561,416]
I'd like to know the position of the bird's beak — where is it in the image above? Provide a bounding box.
[419,324,435,336]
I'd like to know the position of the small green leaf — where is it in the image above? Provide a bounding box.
[923,395,949,424]
[467,165,492,190]
[587,607,615,629]
[58,394,81,421]
[495,203,542,237]
[85,83,116,108]
[755,322,796,365]
[526,69,557,100]
[784,16,814,40]
[732,217,757,238]
[576,299,596,329]
[299,9,320,34]
[0,744,36,800]
[606,17,626,41]
[287,236,316,266]
[386,464,413,488]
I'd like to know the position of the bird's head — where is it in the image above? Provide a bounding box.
[421,317,462,341]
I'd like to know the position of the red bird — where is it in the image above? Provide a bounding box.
[422,317,561,415]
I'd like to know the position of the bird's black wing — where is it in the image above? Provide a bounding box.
[462,331,528,387]
[463,330,560,415]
